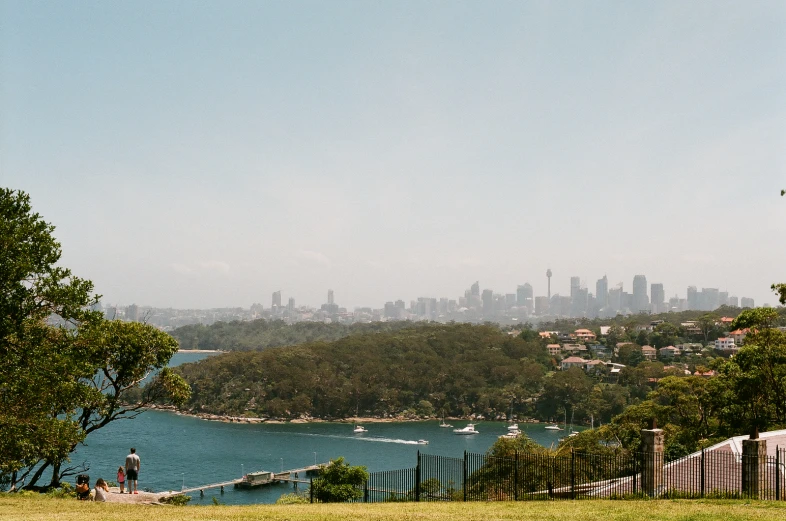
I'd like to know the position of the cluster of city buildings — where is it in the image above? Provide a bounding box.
[387,271,756,323]
[101,271,759,330]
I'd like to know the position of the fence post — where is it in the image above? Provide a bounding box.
[364,479,368,503]
[632,451,637,495]
[571,448,576,500]
[775,445,781,501]
[514,451,519,501]
[641,427,664,497]
[463,450,467,502]
[415,451,421,502]
[700,448,705,498]
[742,431,767,499]
[310,477,313,503]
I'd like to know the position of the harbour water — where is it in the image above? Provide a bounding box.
[70,351,572,505]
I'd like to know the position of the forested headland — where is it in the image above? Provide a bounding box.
[170,319,422,351]
[171,308,786,460]
[174,323,550,420]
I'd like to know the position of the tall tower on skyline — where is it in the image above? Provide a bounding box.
[327,289,334,305]
[596,275,608,309]
[546,269,552,300]
[633,275,649,312]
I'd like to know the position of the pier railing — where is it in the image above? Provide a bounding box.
[310,446,786,503]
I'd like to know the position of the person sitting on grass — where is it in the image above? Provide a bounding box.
[94,478,110,502]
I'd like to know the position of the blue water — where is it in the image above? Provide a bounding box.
[70,351,570,505]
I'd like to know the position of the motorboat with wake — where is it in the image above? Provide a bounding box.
[453,423,479,435]
[353,425,368,433]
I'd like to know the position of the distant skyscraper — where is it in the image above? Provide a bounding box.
[571,287,588,317]
[126,304,139,322]
[608,286,622,312]
[481,289,493,313]
[651,283,664,313]
[471,281,480,297]
[287,297,295,311]
[633,275,649,312]
[517,283,534,313]
[272,291,282,308]
[729,296,739,307]
[741,297,754,308]
[687,286,698,310]
[535,296,549,315]
[596,275,608,309]
[570,276,581,299]
[701,288,719,311]
[327,289,334,305]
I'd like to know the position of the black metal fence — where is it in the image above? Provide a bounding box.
[311,446,786,503]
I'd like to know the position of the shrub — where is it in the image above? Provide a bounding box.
[275,493,309,504]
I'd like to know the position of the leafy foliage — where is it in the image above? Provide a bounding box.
[170,319,422,352]
[275,492,309,504]
[312,457,368,502]
[0,189,189,490]
[174,323,550,419]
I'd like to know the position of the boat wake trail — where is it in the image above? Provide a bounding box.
[272,432,422,445]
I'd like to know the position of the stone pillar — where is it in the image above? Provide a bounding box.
[742,438,767,498]
[641,428,664,496]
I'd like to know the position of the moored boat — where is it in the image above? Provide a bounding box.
[453,423,479,435]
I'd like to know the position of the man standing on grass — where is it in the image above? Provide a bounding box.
[125,448,141,494]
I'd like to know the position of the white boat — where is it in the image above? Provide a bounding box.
[353,425,367,433]
[439,416,453,428]
[453,423,479,435]
[507,423,519,432]
[500,427,520,439]
[544,424,563,431]
[417,439,429,444]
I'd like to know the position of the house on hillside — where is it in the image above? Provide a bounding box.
[547,344,562,356]
[589,343,611,358]
[562,343,587,355]
[573,328,597,342]
[560,356,586,371]
[659,345,679,358]
[729,328,749,345]
[583,359,606,374]
[641,345,657,360]
[714,337,737,352]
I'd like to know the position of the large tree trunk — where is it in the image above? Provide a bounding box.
[49,460,62,488]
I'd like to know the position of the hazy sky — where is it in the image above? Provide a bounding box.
[2,1,785,309]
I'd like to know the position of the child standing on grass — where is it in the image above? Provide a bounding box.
[117,466,125,493]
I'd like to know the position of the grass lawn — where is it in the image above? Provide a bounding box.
[3,494,786,521]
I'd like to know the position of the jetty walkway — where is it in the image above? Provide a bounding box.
[170,463,327,496]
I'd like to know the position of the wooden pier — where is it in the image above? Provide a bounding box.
[169,463,327,496]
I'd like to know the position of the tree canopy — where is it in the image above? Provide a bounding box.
[0,188,189,490]
[312,457,368,502]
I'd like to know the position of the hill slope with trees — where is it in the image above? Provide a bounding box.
[170,319,424,351]
[174,323,550,419]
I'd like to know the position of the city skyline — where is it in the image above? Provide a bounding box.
[2,2,784,309]
[103,270,765,313]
